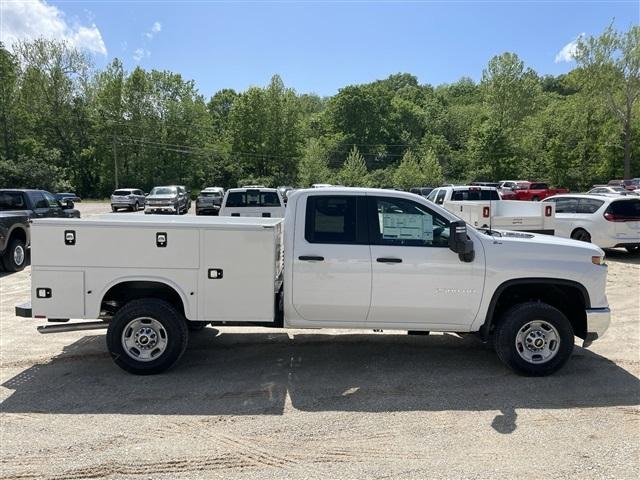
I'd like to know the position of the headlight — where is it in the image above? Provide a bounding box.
[591,256,605,265]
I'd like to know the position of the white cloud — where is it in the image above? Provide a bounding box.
[144,21,162,39]
[0,0,107,55]
[555,33,584,63]
[132,48,150,62]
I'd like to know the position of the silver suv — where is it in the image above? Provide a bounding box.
[111,188,146,212]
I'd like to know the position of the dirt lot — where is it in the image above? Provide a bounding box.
[1,202,639,479]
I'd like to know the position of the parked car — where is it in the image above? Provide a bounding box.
[511,182,569,201]
[409,187,436,198]
[607,179,639,191]
[196,187,224,216]
[426,186,555,234]
[219,187,285,218]
[0,189,80,271]
[18,187,610,376]
[543,194,640,252]
[144,186,189,215]
[55,192,81,203]
[587,186,638,197]
[498,180,528,190]
[111,188,146,212]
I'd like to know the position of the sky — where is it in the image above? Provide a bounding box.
[1,1,638,98]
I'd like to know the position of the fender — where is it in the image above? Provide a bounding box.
[479,277,591,340]
[95,275,195,320]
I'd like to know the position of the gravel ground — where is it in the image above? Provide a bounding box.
[1,202,639,479]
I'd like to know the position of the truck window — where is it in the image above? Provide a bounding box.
[554,197,578,213]
[451,189,500,201]
[435,190,446,205]
[28,191,48,209]
[305,196,358,244]
[0,192,26,210]
[226,191,281,207]
[426,189,438,202]
[368,197,449,247]
[530,183,548,190]
[43,191,60,207]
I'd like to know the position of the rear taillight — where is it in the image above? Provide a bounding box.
[545,206,552,217]
[482,206,490,218]
[604,212,640,222]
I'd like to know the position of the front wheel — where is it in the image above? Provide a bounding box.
[106,298,189,375]
[493,302,574,376]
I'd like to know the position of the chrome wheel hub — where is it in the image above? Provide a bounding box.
[13,245,25,266]
[122,317,168,362]
[515,320,560,364]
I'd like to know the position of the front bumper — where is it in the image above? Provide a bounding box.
[145,205,177,214]
[583,307,611,347]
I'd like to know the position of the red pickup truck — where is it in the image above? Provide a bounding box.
[512,182,569,201]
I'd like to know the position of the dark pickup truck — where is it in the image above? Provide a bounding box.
[0,189,80,271]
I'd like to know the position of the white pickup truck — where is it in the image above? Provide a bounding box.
[426,186,556,234]
[16,188,610,376]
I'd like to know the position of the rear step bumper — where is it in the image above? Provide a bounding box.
[15,303,32,318]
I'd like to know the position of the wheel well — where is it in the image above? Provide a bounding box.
[101,281,185,317]
[9,227,27,245]
[484,281,588,340]
[570,227,589,238]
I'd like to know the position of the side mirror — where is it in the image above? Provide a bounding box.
[448,220,475,262]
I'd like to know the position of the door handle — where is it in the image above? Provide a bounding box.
[377,257,402,263]
[298,255,324,261]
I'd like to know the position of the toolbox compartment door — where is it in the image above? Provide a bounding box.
[31,270,85,319]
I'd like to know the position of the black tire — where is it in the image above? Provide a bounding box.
[2,238,27,272]
[571,228,591,243]
[112,206,117,212]
[187,321,208,331]
[493,302,574,376]
[625,245,640,254]
[106,298,189,375]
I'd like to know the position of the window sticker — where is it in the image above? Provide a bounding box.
[381,213,433,241]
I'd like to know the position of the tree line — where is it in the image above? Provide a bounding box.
[0,24,637,197]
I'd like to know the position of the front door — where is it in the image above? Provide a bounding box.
[366,195,484,330]
[291,194,371,325]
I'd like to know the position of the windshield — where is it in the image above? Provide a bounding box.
[225,190,281,207]
[200,192,221,198]
[0,192,26,210]
[150,187,176,195]
[113,190,133,196]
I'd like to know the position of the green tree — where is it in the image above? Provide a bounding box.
[337,145,369,186]
[297,139,332,187]
[574,24,640,178]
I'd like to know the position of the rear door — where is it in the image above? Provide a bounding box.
[545,197,578,238]
[366,195,484,329]
[291,194,371,325]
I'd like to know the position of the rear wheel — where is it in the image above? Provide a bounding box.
[106,298,189,375]
[2,238,27,272]
[493,302,574,376]
[571,228,591,243]
[112,206,117,212]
